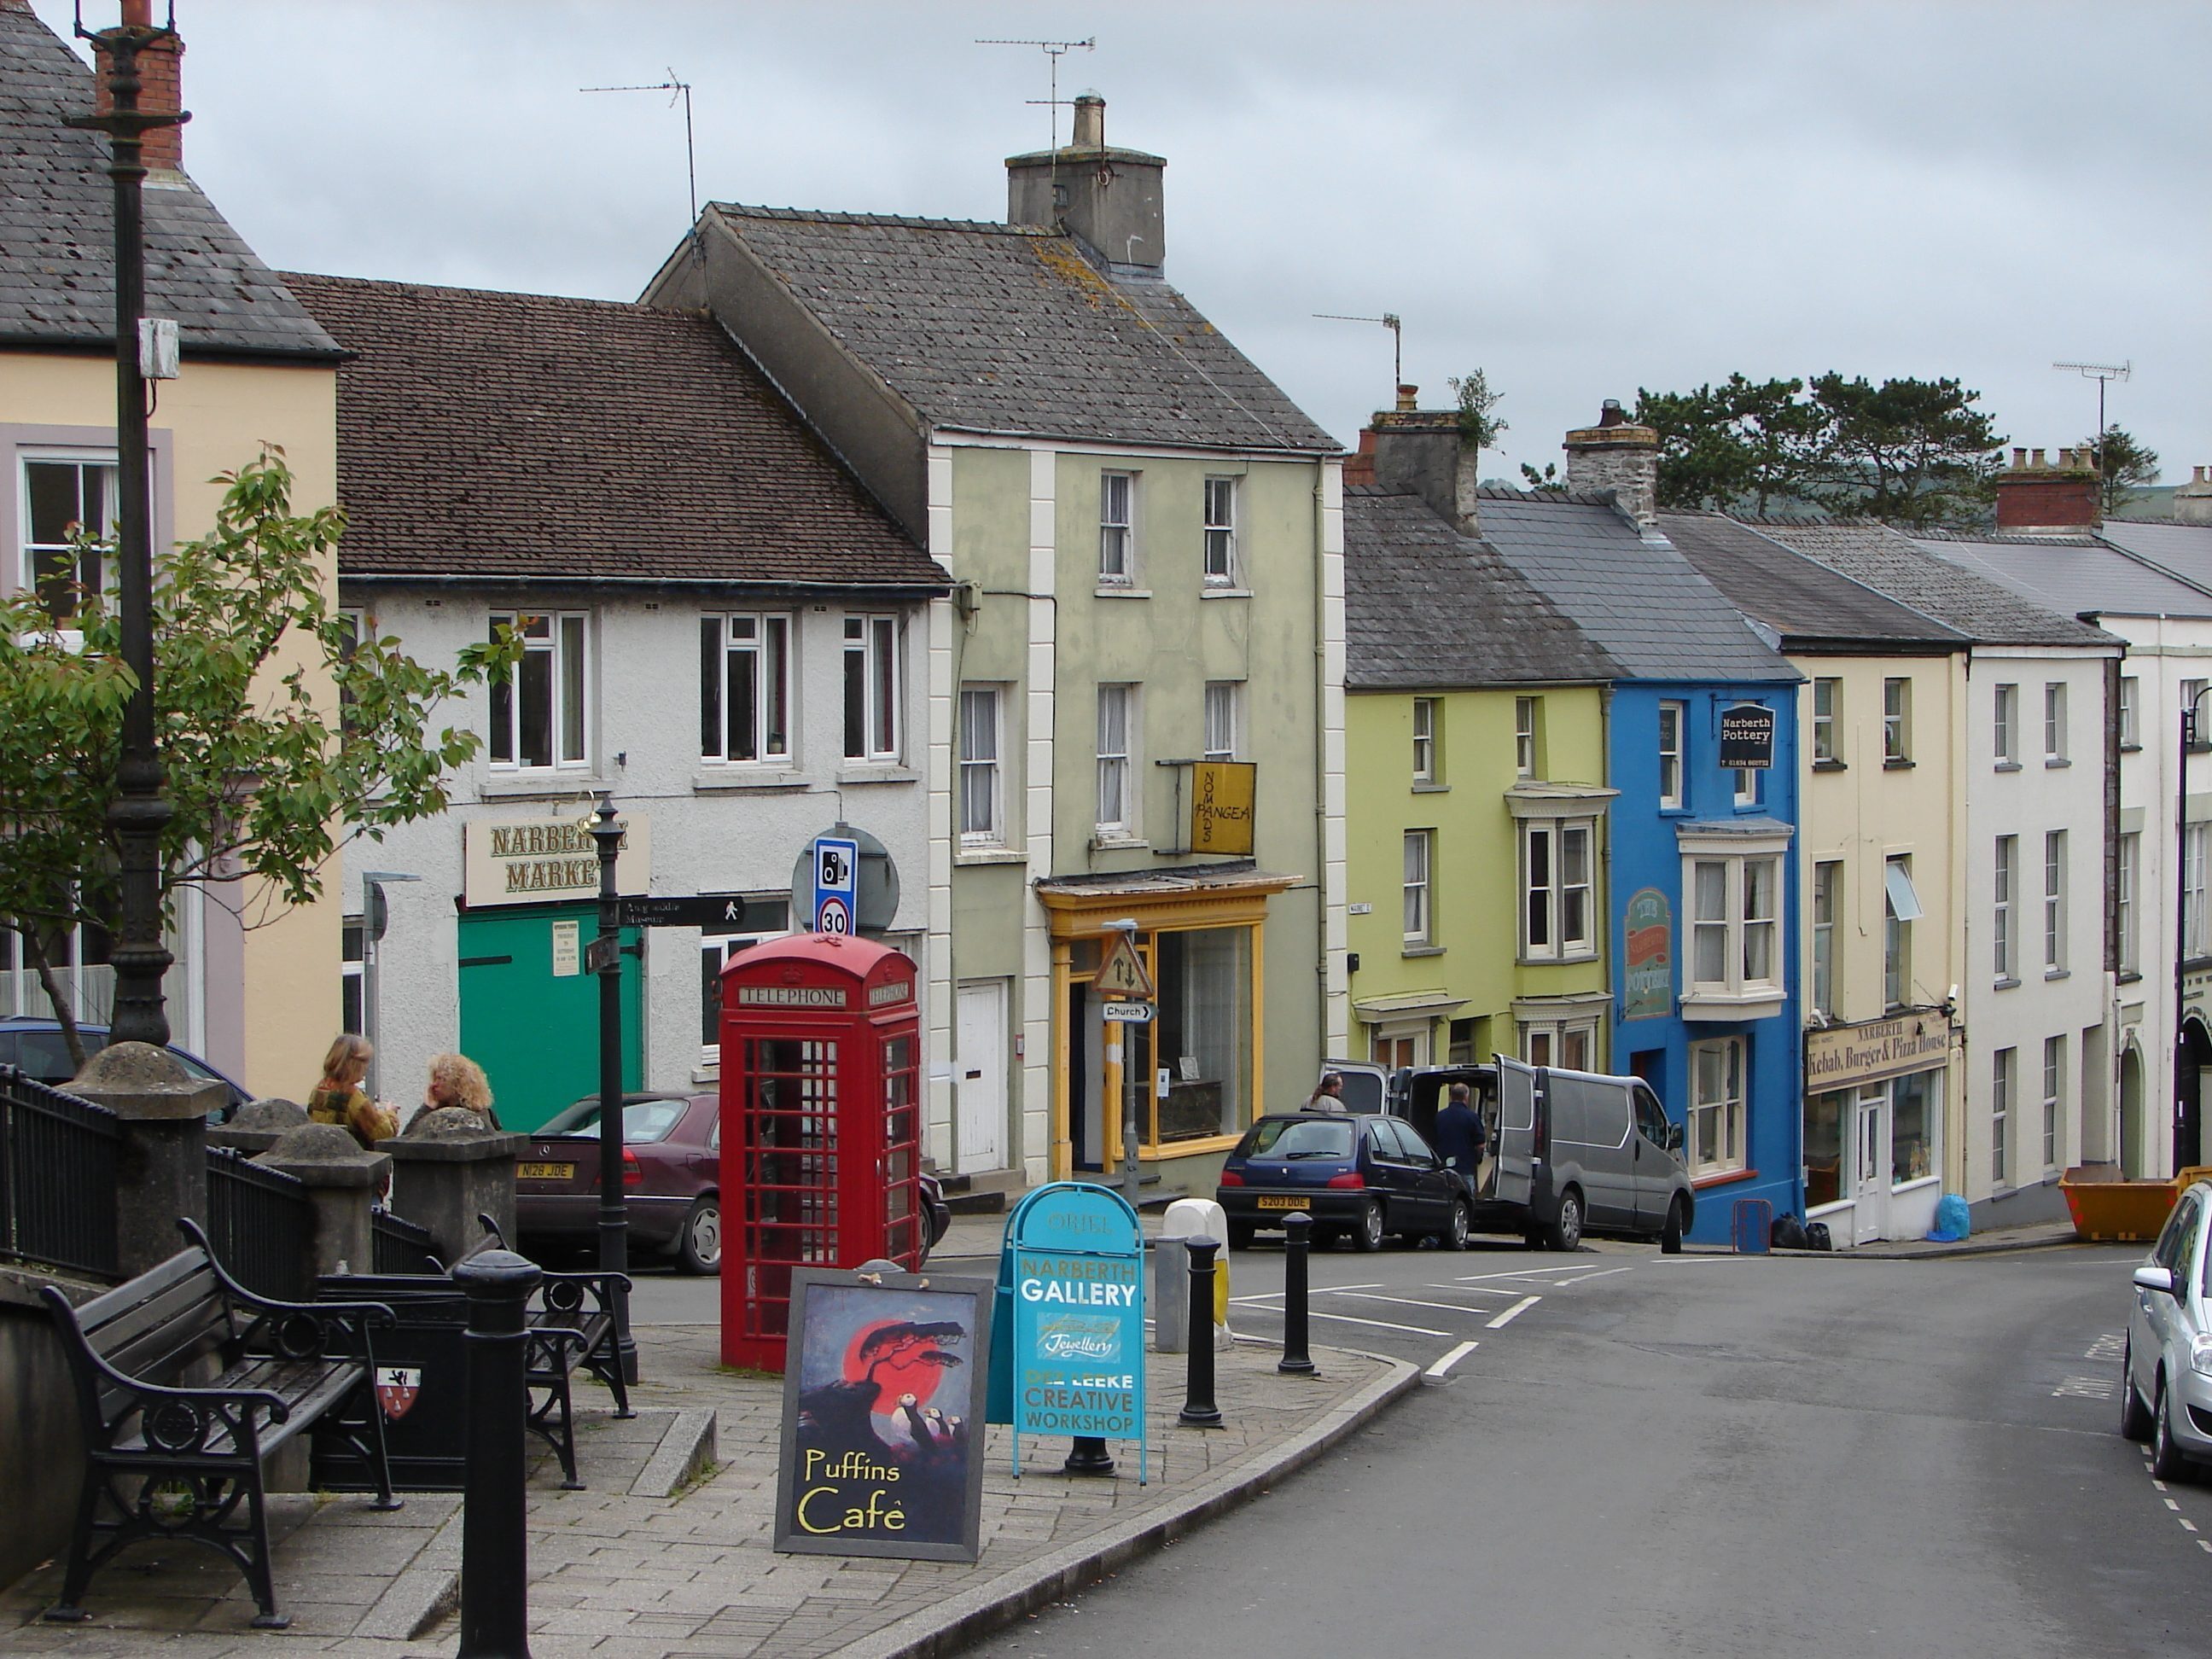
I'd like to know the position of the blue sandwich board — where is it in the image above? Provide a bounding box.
[987,1182,1147,1482]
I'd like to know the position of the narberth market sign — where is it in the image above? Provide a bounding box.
[463,812,652,908]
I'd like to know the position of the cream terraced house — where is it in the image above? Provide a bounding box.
[643,95,1345,1196]
[0,3,341,1096]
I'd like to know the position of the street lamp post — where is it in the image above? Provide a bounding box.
[2177,687,2212,1174]
[67,7,188,1048]
[590,796,637,1385]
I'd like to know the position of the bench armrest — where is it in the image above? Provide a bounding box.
[533,1268,631,1324]
[176,1219,398,1360]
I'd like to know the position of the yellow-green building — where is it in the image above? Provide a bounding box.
[1342,416,1620,1072]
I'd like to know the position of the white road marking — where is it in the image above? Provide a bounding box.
[1487,1295,1542,1330]
[1552,1266,1634,1286]
[1423,1283,1511,1295]
[2167,1498,2182,1511]
[1424,1340,1480,1379]
[1231,1283,1383,1303]
[2182,1519,2198,1533]
[1305,1308,1450,1337]
[2086,1333,2126,1362]
[2200,1539,2212,1553]
[1453,1264,1603,1284]
[2053,1376,2114,1400]
[1331,1289,1501,1315]
[2154,1479,2169,1492]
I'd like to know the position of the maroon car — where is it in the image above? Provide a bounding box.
[515,1092,722,1273]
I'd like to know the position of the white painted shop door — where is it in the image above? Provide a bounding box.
[954,980,1009,1174]
[1854,1086,1888,1245]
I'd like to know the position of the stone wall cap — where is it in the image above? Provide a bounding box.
[253,1122,390,1186]
[231,1097,308,1132]
[68,1041,226,1120]
[384,1112,528,1161]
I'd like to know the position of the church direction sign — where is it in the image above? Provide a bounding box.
[1804,1011,1953,1092]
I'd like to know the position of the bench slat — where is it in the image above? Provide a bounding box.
[73,1249,212,1333]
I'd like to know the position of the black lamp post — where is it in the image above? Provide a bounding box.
[591,795,637,1384]
[2177,689,2211,1173]
[67,8,187,1049]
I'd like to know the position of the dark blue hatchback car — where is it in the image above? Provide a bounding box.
[1216,1111,1470,1253]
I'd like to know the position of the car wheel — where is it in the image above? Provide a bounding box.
[677,1196,721,1276]
[2120,1339,2154,1441]
[1661,1196,1686,1256]
[1545,1188,1585,1254]
[2153,1376,2191,1481]
[1350,1198,1385,1253]
[1227,1220,1255,1251]
[1441,1200,1471,1252]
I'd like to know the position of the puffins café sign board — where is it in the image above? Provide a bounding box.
[1805,1011,1951,1091]
[463,812,652,909]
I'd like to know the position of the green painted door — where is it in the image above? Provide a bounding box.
[457,903,642,1132]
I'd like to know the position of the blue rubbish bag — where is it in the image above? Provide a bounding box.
[1925,1192,1971,1243]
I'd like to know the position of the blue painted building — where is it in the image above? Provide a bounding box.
[1481,408,1803,1243]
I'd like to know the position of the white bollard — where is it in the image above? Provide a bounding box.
[1161,1196,1232,1350]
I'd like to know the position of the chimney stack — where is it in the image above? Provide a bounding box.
[1994,443,2101,533]
[1562,399,1661,531]
[1366,389,1481,537]
[2174,465,2212,527]
[1006,93,1167,273]
[92,0,186,175]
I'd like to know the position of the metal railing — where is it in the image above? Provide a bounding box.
[0,1065,121,1278]
[205,1146,312,1301]
[371,1206,440,1275]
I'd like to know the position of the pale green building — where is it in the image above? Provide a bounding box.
[644,96,1346,1196]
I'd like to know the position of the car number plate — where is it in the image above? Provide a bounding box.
[518,1161,575,1181]
[1254,1196,1310,1211]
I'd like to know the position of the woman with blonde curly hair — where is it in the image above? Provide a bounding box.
[419,1051,500,1130]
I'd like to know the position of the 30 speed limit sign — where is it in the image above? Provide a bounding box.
[817,895,852,934]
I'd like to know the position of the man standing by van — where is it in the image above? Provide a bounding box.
[1433,1081,1487,1196]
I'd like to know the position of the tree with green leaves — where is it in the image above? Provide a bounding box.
[1447,369,1508,468]
[1635,375,1825,516]
[2089,425,2160,515]
[0,449,510,1066]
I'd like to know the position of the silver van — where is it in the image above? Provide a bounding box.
[1492,1057,1693,1252]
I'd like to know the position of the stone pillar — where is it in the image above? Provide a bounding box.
[253,1125,387,1279]
[206,1097,307,1157]
[67,1042,224,1278]
[385,1109,527,1267]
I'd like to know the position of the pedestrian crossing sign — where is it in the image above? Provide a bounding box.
[1095,930,1154,998]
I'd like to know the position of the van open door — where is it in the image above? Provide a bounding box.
[1493,1054,1540,1207]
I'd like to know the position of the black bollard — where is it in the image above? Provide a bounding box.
[1278,1212,1317,1375]
[1062,1435,1117,1476]
[455,1249,543,1659]
[1179,1235,1225,1428]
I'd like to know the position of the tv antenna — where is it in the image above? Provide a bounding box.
[975,37,1095,152]
[582,72,698,230]
[1316,312,1404,390]
[2052,358,2131,450]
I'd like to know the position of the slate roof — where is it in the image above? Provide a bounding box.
[1473,491,1796,683]
[703,204,1336,455]
[282,272,942,590]
[1917,531,2212,622]
[1659,511,1965,651]
[1749,521,2118,649]
[0,5,338,359]
[1342,488,1620,690]
[2097,520,2212,597]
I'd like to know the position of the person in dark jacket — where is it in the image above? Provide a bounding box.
[1431,1081,1487,1195]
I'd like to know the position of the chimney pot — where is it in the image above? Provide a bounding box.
[1070,92,1105,149]
[92,4,186,174]
[2012,447,2027,468]
[121,0,153,24]
[1598,399,1626,428]
[1995,439,2102,533]
[1395,383,1418,412]
[2030,447,2046,468]
[1006,90,1165,271]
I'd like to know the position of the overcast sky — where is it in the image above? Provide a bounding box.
[32,1,2210,486]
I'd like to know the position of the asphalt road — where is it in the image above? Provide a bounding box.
[949,1238,2212,1659]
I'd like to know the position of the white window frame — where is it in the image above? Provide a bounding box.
[2119,831,2139,975]
[1993,1045,2014,1188]
[1812,678,1840,764]
[1203,680,1239,762]
[1403,830,1434,947]
[2119,676,2139,750]
[1688,1035,1748,1179]
[2043,829,2066,973]
[1096,684,1136,835]
[1202,475,1237,586]
[1099,470,1137,584]
[1515,696,1538,779]
[1520,818,1596,963]
[2043,682,2067,764]
[341,916,364,1036]
[2189,823,2209,960]
[1993,835,2016,982]
[1521,1017,1598,1073]
[2042,1034,2064,1171]
[488,610,589,771]
[1994,683,2018,765]
[1412,698,1438,783]
[699,611,792,765]
[1733,760,1760,808]
[958,684,1004,846]
[1883,855,1918,1010]
[18,451,119,620]
[843,614,901,762]
[1883,677,1910,764]
[1812,860,1840,1018]
[1681,844,1787,1011]
[2187,680,2211,751]
[701,919,794,1068]
[1657,701,1685,810]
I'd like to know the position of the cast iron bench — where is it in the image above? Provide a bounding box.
[481,1212,634,1487]
[39,1217,400,1629]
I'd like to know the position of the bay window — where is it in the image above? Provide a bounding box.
[1679,834,1789,1013]
[1520,818,1595,962]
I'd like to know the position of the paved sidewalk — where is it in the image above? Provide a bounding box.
[2,1324,1413,1657]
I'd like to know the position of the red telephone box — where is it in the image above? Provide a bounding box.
[718,933,923,1371]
